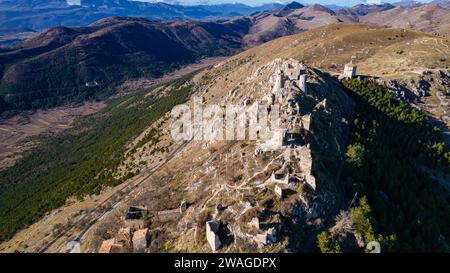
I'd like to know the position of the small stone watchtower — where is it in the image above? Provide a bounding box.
[343,60,357,79]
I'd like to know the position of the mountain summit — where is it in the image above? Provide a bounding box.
[284,1,305,10]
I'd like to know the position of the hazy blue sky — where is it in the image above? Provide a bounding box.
[136,0,434,7]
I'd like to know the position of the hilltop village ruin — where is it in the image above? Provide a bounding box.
[90,59,447,252]
[92,58,359,253]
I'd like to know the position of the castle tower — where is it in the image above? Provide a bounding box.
[343,61,357,79]
[272,69,283,93]
[298,74,307,93]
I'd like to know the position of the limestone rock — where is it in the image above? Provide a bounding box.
[132,228,149,252]
[99,238,126,253]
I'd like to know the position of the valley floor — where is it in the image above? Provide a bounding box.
[0,102,106,170]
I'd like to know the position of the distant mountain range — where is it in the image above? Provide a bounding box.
[0,0,283,30]
[337,3,396,16]
[360,3,450,36]
[430,0,450,9]
[3,0,448,33]
[0,16,252,110]
[393,0,423,8]
[1,1,450,112]
[242,2,450,46]
[393,0,450,8]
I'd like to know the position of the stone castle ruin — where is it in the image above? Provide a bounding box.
[227,59,324,250]
[93,58,353,253]
[258,59,311,151]
[164,58,347,252]
[258,59,317,192]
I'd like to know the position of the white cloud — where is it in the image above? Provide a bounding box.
[66,0,81,5]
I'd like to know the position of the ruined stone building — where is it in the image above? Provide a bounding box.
[132,228,150,252]
[124,205,149,229]
[206,220,222,251]
[258,59,318,196]
[99,220,150,253]
[259,59,310,152]
[157,200,188,222]
[343,62,357,79]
